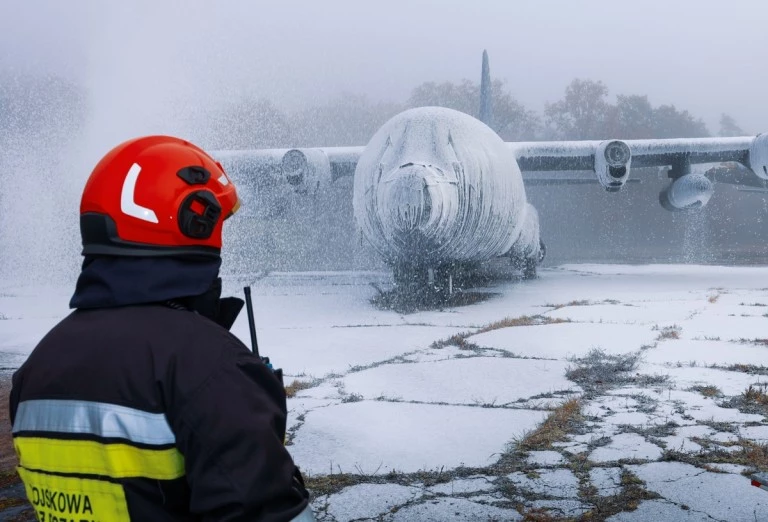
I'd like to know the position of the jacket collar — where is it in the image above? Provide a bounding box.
[70,255,221,309]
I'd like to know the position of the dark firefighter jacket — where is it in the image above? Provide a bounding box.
[9,256,312,521]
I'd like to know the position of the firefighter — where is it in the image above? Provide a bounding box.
[9,136,315,521]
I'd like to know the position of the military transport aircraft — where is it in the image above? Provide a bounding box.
[213,51,768,290]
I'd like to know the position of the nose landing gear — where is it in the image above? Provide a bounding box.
[513,239,546,280]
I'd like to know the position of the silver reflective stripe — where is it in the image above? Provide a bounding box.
[291,505,316,522]
[12,399,175,445]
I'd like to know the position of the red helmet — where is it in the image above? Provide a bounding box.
[79,135,240,257]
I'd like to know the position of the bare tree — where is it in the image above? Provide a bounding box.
[718,113,745,136]
[615,94,655,139]
[408,79,539,140]
[652,104,709,138]
[544,79,613,140]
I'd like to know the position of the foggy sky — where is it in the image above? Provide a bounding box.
[1,0,767,137]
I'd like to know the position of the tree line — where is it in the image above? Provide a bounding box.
[180,77,748,149]
[0,73,747,154]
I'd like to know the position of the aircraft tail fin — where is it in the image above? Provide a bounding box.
[479,50,492,127]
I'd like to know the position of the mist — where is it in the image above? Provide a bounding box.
[1,0,767,283]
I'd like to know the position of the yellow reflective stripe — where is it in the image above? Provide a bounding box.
[18,467,130,522]
[15,437,185,480]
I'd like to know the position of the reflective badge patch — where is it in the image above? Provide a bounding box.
[18,467,130,522]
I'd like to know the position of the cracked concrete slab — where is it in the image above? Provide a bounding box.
[584,395,641,414]
[643,339,768,368]
[709,431,739,443]
[642,365,768,398]
[342,357,580,406]
[682,315,768,342]
[317,484,421,522]
[738,425,768,443]
[705,463,749,474]
[427,476,496,495]
[544,301,697,325]
[590,467,623,496]
[289,401,547,474]
[507,469,580,498]
[658,435,704,453]
[529,498,591,518]
[606,499,716,521]
[387,497,522,521]
[259,325,469,378]
[526,450,566,466]
[676,425,716,438]
[627,462,768,521]
[468,322,658,359]
[589,433,663,463]
[602,411,655,426]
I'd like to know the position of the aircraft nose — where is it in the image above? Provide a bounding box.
[376,163,438,235]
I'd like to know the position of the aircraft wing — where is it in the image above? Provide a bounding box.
[511,136,768,192]
[212,135,768,212]
[213,147,364,193]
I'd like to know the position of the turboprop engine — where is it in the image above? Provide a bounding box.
[659,173,714,211]
[749,133,768,181]
[595,140,632,192]
[281,149,332,195]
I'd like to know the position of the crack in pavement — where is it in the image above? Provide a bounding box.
[654,469,709,484]
[658,497,727,522]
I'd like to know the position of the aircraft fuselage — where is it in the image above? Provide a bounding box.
[353,107,542,272]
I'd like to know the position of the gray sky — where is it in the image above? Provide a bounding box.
[1,0,767,135]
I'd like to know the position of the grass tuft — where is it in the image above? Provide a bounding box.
[578,469,660,520]
[566,349,639,385]
[341,393,364,403]
[710,384,768,421]
[742,441,768,470]
[284,379,316,398]
[430,333,479,350]
[742,384,768,405]
[519,507,561,521]
[724,363,768,375]
[475,315,570,335]
[653,324,681,341]
[545,300,592,310]
[690,385,722,398]
[304,473,368,497]
[667,438,768,473]
[430,315,569,350]
[516,399,582,452]
[566,349,669,393]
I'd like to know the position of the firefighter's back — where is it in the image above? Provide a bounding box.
[11,304,239,521]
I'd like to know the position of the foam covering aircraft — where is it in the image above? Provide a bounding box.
[214,52,768,288]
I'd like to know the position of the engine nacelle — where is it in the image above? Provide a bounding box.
[595,140,632,192]
[659,173,714,211]
[281,149,332,194]
[749,133,768,181]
